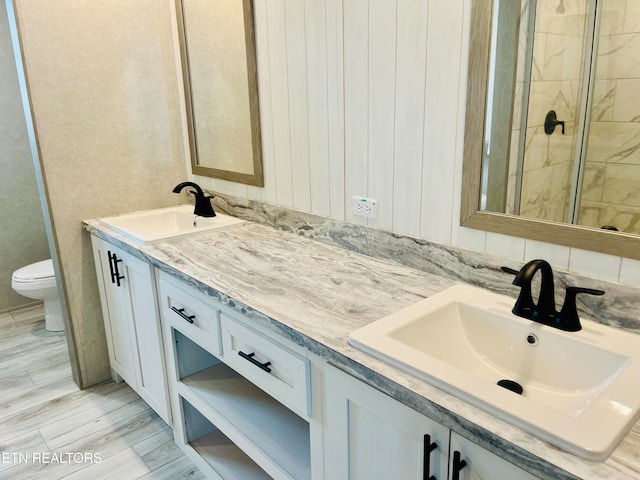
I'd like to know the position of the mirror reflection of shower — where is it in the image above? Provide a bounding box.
[483,0,640,235]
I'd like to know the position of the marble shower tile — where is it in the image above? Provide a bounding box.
[579,161,606,202]
[530,29,546,81]
[520,161,573,223]
[521,126,575,174]
[599,0,626,35]
[577,201,606,229]
[542,33,586,82]
[624,0,640,33]
[597,32,640,79]
[536,1,588,37]
[590,79,615,121]
[613,79,640,122]
[602,164,640,207]
[586,122,640,165]
[581,202,640,235]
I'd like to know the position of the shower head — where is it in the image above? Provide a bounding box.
[556,0,566,14]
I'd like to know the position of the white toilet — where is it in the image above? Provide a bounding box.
[12,259,64,332]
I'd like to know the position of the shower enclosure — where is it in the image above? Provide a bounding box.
[483,0,640,234]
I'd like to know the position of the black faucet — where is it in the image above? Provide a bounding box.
[172,182,216,217]
[502,259,604,332]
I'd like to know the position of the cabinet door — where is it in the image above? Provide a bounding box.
[449,433,539,480]
[91,236,138,386]
[324,365,449,480]
[91,235,171,424]
[118,249,171,424]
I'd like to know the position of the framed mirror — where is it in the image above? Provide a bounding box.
[461,0,640,259]
[176,0,264,186]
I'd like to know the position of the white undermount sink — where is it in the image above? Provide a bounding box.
[349,283,640,460]
[100,205,244,244]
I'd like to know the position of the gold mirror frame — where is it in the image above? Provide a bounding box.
[460,0,640,260]
[176,0,264,186]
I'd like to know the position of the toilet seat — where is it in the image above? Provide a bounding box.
[11,258,63,332]
[12,259,56,290]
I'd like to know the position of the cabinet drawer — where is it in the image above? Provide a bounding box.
[220,314,310,418]
[157,273,221,356]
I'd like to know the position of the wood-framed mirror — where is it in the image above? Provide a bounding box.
[176,0,264,186]
[461,0,640,260]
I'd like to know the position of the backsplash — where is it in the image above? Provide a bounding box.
[213,191,640,335]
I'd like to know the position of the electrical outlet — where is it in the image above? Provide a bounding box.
[352,196,377,219]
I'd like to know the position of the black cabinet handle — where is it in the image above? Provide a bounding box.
[423,434,437,480]
[170,306,195,324]
[108,251,124,287]
[452,451,467,480]
[107,250,115,281]
[238,351,272,373]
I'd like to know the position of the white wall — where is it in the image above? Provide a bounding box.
[189,0,640,287]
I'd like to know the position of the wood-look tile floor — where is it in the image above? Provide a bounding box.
[0,305,205,480]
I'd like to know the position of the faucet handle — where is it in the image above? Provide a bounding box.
[557,286,605,332]
[501,266,519,276]
[567,286,605,296]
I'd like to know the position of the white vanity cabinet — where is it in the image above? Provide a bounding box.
[324,366,540,480]
[90,235,171,424]
[157,270,322,480]
[324,365,450,480]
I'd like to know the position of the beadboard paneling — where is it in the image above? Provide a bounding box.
[188,0,637,286]
[420,0,466,245]
[194,0,468,238]
[392,0,428,238]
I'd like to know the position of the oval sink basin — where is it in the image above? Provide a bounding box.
[100,205,244,244]
[349,284,640,460]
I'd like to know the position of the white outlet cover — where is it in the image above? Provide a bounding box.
[352,196,377,219]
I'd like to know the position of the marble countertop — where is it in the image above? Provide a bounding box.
[84,218,640,480]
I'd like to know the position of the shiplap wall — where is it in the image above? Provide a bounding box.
[187,0,640,287]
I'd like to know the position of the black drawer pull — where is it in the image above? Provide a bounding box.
[170,306,195,324]
[238,351,272,373]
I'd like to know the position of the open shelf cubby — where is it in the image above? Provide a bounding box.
[182,396,270,480]
[174,329,311,480]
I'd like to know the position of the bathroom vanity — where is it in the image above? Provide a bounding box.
[85,209,640,480]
